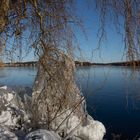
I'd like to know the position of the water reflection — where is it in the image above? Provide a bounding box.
[0,67,8,78]
[76,66,140,139]
[0,67,37,88]
[0,66,140,139]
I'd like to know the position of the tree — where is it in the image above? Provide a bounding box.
[0,0,85,135]
[96,0,140,64]
[0,0,140,138]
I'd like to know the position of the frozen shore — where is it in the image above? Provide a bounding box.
[0,86,106,140]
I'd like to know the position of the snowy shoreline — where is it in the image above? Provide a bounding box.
[0,86,106,140]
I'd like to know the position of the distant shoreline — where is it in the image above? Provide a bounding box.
[0,60,140,67]
[0,61,37,67]
[75,60,140,66]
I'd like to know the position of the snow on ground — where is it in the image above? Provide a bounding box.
[0,126,18,140]
[74,115,105,140]
[50,110,106,140]
[0,86,7,90]
[0,86,106,140]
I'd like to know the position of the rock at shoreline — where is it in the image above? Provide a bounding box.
[50,110,105,140]
[25,129,61,140]
[0,126,18,140]
[74,115,105,140]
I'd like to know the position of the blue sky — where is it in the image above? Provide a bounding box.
[3,0,126,63]
[74,0,126,63]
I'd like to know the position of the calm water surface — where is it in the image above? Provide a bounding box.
[0,67,37,88]
[0,66,140,139]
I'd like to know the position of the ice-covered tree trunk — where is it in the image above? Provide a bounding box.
[31,49,84,128]
[30,49,106,139]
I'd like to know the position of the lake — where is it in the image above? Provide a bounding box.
[0,66,140,139]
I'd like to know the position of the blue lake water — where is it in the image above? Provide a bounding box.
[0,66,140,139]
[0,67,37,88]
